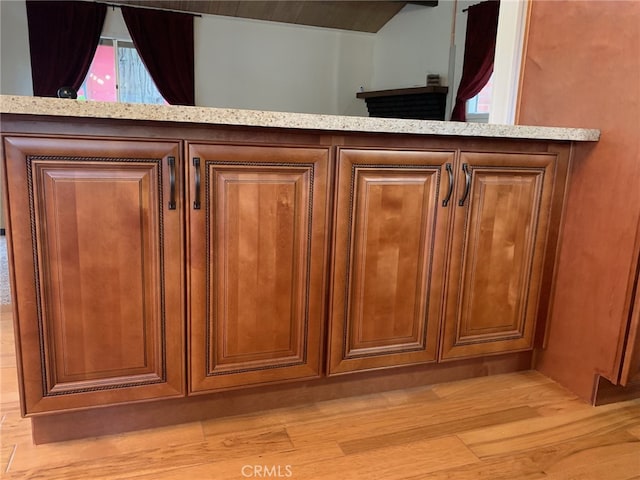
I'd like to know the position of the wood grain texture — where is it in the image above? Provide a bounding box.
[28,352,531,442]
[35,162,159,386]
[458,400,640,458]
[188,143,331,393]
[1,113,607,449]
[440,152,556,360]
[2,307,638,480]
[328,148,454,375]
[337,406,537,455]
[114,1,415,33]
[2,136,185,414]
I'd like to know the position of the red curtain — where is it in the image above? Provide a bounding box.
[121,6,195,106]
[26,1,106,97]
[451,0,500,122]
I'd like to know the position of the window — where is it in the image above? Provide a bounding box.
[466,74,493,123]
[78,38,167,104]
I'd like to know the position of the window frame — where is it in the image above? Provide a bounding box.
[79,36,166,105]
[465,74,493,123]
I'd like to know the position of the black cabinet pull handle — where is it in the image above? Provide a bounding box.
[168,156,176,210]
[458,163,471,207]
[193,157,201,210]
[442,163,454,207]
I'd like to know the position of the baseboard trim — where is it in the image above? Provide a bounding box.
[30,351,533,444]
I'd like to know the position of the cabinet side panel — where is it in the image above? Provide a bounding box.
[518,1,640,401]
[620,238,640,386]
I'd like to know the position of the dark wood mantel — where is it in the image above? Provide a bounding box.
[357,86,449,121]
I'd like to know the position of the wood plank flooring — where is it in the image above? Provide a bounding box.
[1,303,639,479]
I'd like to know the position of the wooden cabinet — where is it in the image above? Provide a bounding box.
[2,136,185,414]
[440,152,556,360]
[1,117,572,423]
[187,143,332,393]
[328,148,453,375]
[328,149,559,371]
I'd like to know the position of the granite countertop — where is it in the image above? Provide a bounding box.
[0,95,600,142]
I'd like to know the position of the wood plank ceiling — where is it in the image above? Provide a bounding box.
[110,1,438,33]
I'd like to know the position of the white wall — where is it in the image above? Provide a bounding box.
[0,0,522,121]
[194,14,372,115]
[0,0,33,96]
[101,5,130,40]
[372,2,454,91]
[335,32,374,116]
[0,3,373,116]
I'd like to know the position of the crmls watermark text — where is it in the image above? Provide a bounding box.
[241,465,293,478]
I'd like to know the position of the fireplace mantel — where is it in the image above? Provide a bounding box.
[356,85,449,121]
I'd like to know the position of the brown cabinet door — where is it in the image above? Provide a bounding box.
[440,152,556,360]
[188,143,331,393]
[328,148,454,375]
[3,136,185,414]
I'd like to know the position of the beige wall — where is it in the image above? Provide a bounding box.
[518,0,640,401]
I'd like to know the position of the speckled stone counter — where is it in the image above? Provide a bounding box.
[0,95,600,142]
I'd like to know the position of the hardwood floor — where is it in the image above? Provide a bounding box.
[1,303,639,479]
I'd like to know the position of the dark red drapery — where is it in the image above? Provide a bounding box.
[451,0,500,122]
[26,0,106,97]
[121,6,195,106]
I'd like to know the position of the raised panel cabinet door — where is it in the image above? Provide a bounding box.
[440,152,556,360]
[2,136,185,414]
[328,148,454,375]
[188,143,331,393]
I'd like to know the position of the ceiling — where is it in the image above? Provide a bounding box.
[110,1,438,33]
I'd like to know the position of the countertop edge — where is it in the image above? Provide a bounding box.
[0,95,601,142]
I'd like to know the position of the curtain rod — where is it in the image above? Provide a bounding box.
[98,2,203,17]
[462,2,483,13]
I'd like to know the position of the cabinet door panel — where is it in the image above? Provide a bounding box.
[3,136,185,414]
[441,152,555,360]
[189,144,331,393]
[329,148,453,375]
[39,164,158,385]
